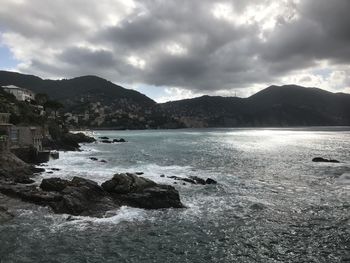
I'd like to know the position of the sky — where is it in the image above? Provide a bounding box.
[0,0,350,102]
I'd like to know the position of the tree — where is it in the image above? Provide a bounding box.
[44,100,64,118]
[35,93,49,106]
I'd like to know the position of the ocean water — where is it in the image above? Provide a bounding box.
[1,128,350,262]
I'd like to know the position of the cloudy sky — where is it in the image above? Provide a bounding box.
[1,0,350,102]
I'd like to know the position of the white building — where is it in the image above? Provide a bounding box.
[2,85,35,101]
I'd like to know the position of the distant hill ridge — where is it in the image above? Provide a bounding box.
[0,70,155,106]
[1,70,350,127]
[160,84,350,127]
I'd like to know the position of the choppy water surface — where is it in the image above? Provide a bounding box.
[1,128,350,262]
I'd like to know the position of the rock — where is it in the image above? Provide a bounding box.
[121,185,184,209]
[100,160,107,163]
[31,167,45,173]
[14,177,35,184]
[46,171,54,174]
[89,157,98,161]
[40,177,70,192]
[102,173,157,194]
[113,138,127,143]
[167,175,217,185]
[189,176,206,185]
[312,157,340,163]
[50,177,116,216]
[135,172,144,175]
[102,173,184,209]
[43,132,95,152]
[99,136,110,140]
[66,133,96,144]
[0,152,33,179]
[0,206,14,223]
[0,182,62,204]
[101,140,112,144]
[0,174,184,217]
[160,174,165,178]
[50,168,61,171]
[205,178,217,184]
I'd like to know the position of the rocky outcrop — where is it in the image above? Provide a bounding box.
[0,152,37,184]
[167,175,217,185]
[312,157,340,163]
[43,132,96,151]
[102,173,184,209]
[0,174,184,217]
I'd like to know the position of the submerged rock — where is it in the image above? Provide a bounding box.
[99,136,110,140]
[89,157,98,161]
[312,157,340,163]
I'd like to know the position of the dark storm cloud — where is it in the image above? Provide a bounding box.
[1,0,350,97]
[59,47,116,68]
[261,0,350,65]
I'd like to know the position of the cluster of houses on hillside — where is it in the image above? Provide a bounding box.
[0,85,54,162]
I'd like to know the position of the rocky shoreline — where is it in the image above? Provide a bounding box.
[0,134,187,221]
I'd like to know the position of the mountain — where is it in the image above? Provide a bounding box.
[0,71,183,129]
[1,70,350,128]
[0,71,155,106]
[161,85,350,127]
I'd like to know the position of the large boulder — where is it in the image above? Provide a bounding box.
[101,173,157,194]
[40,177,70,192]
[50,177,116,216]
[102,173,184,209]
[120,185,184,209]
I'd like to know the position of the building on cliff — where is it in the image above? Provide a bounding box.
[2,85,35,102]
[0,113,12,152]
[10,126,43,152]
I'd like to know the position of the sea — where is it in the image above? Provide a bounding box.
[0,128,349,262]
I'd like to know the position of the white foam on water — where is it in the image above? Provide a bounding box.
[336,173,350,185]
[46,206,148,232]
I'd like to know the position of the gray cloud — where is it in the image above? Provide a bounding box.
[0,0,350,99]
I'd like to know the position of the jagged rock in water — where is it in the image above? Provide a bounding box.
[102,173,184,209]
[205,178,217,184]
[49,177,116,216]
[113,138,126,143]
[101,173,157,194]
[101,140,113,144]
[89,157,98,161]
[312,157,340,163]
[167,175,217,185]
[99,137,109,140]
